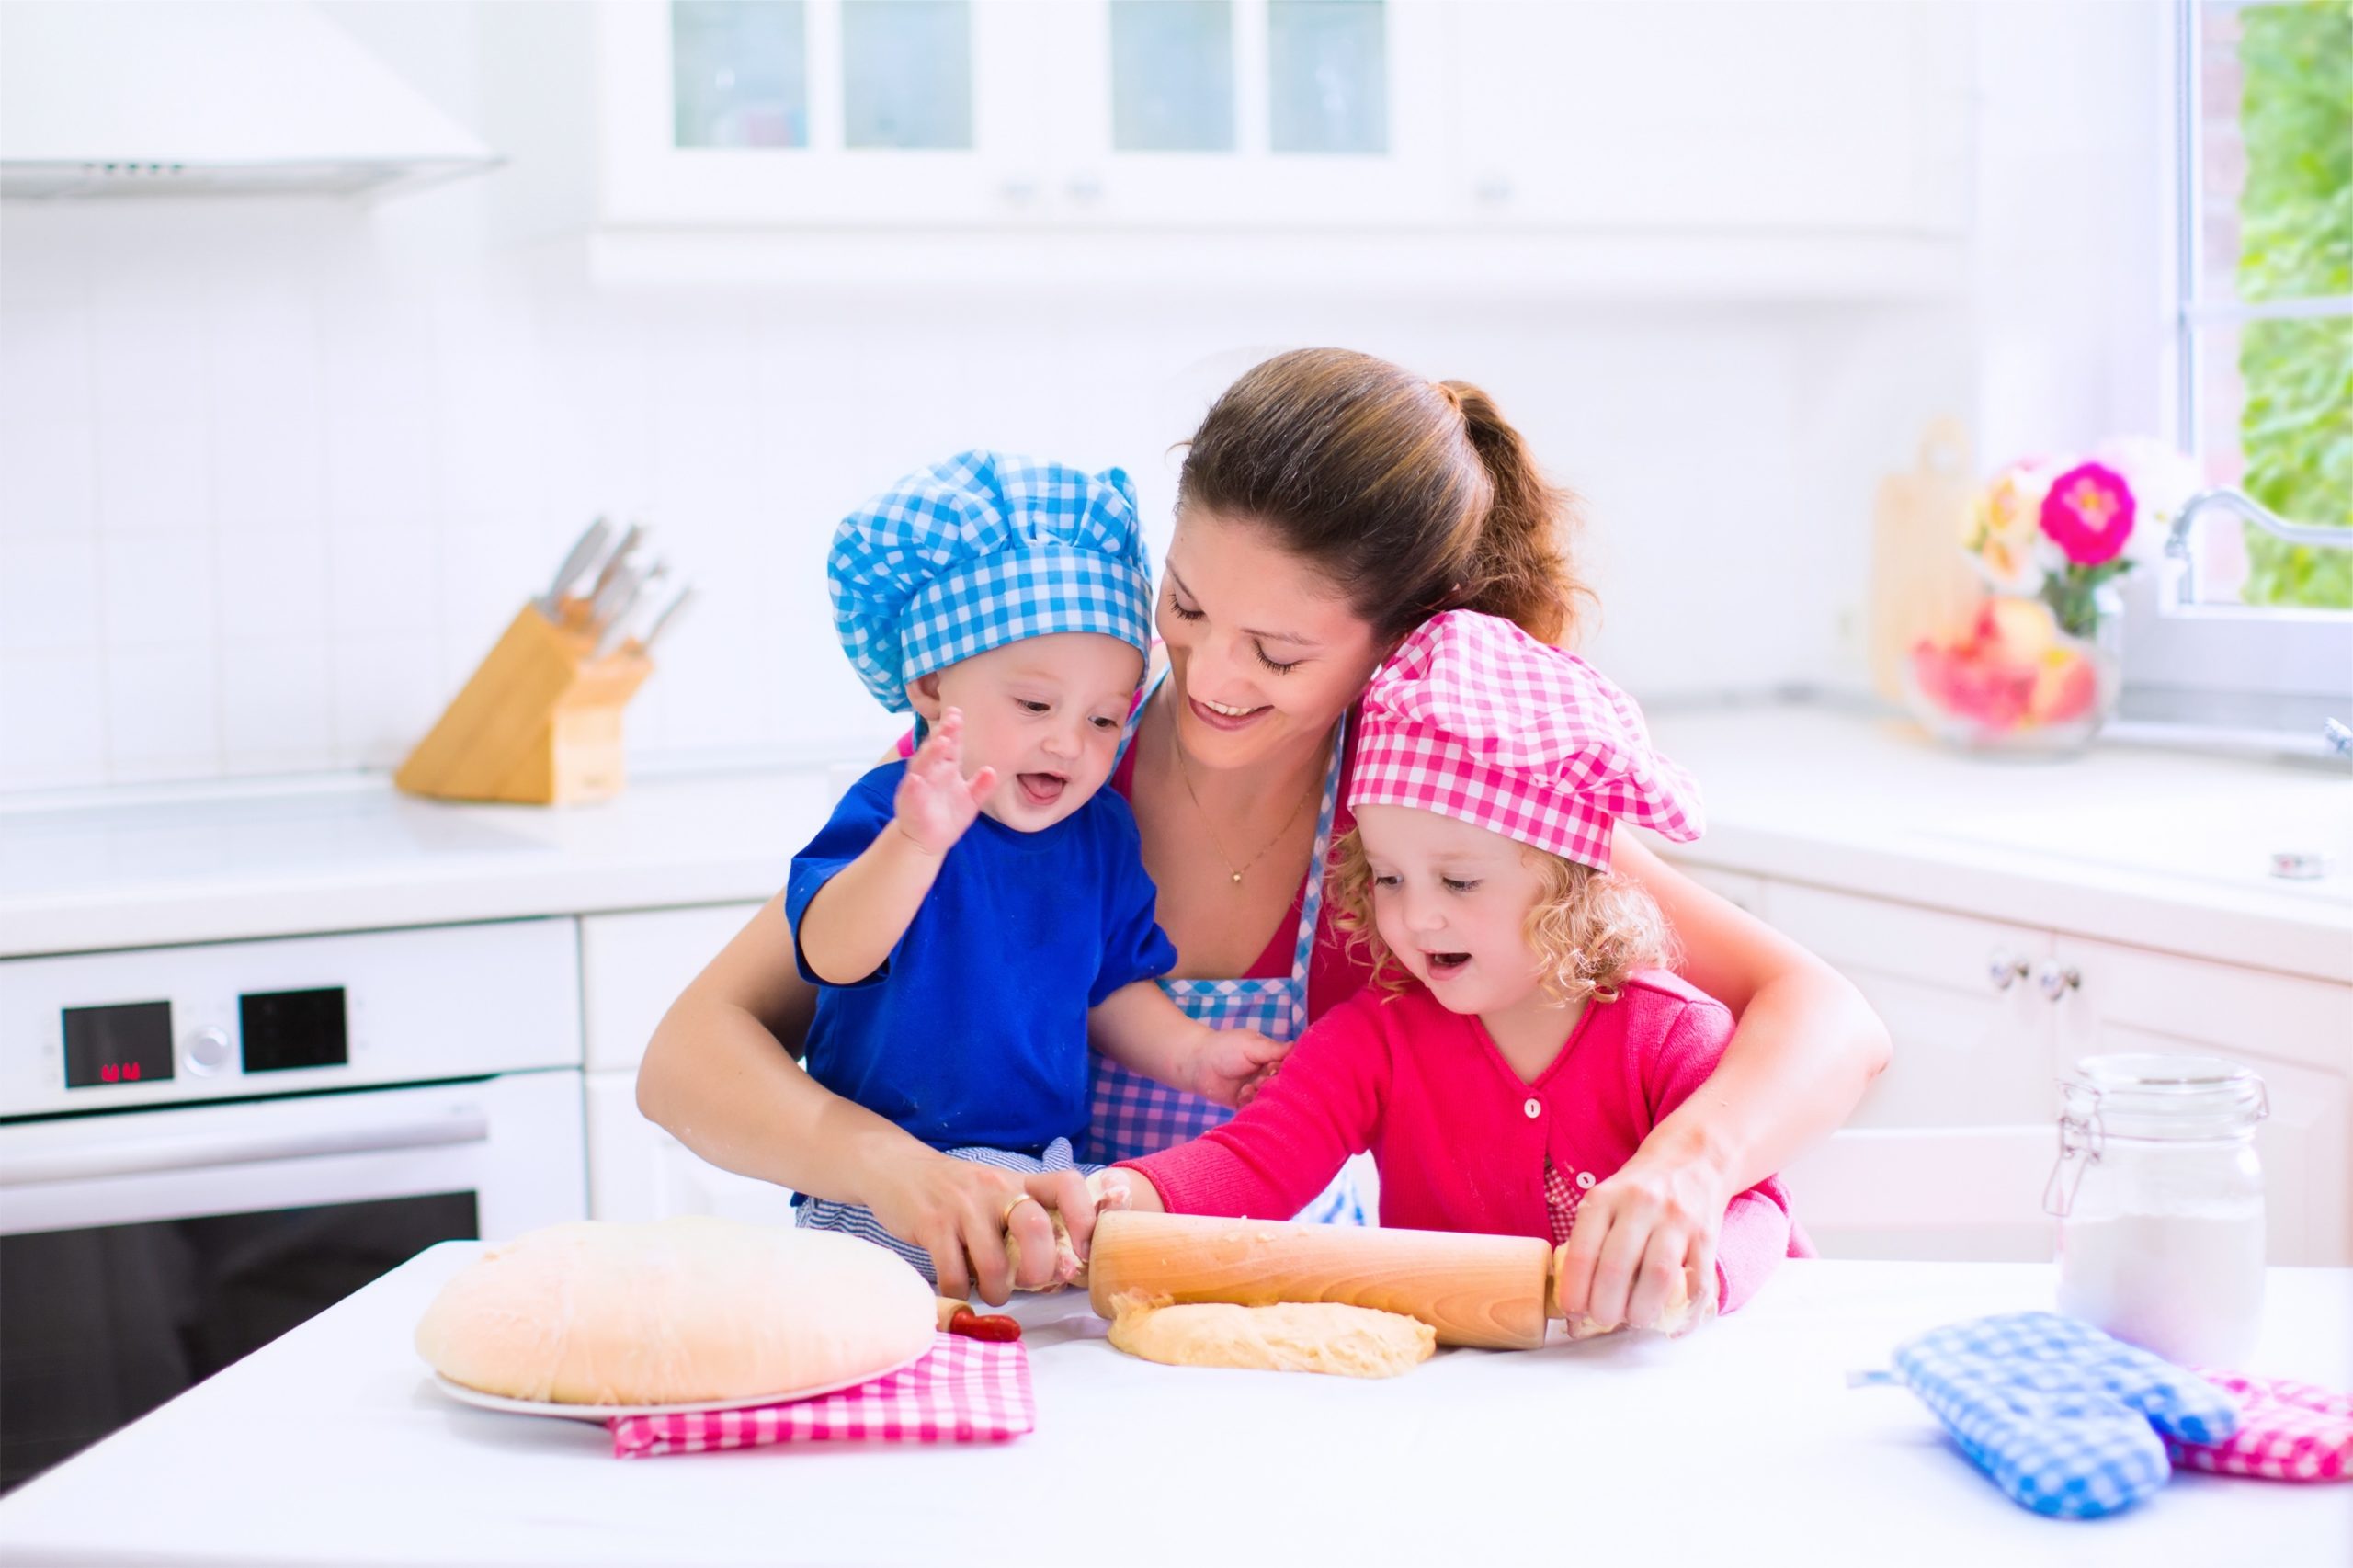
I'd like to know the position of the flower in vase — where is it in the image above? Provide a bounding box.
[2093,436,2200,562]
[1969,462,2054,592]
[2040,461,2136,566]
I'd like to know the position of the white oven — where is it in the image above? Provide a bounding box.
[0,919,586,1493]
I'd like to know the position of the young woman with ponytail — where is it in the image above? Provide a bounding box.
[638,348,1891,1325]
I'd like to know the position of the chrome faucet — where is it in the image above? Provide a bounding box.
[2165,485,2352,608]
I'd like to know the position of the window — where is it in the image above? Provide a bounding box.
[2131,1,2351,734]
[2177,0,2350,612]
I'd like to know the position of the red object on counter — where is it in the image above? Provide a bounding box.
[947,1308,1023,1343]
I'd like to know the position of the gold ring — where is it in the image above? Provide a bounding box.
[1001,1193,1041,1227]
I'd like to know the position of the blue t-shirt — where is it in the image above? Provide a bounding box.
[784,761,1178,1153]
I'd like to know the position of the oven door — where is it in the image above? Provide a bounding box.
[0,1071,583,1493]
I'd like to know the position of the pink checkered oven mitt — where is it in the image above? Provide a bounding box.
[2167,1373,2352,1483]
[609,1332,1033,1459]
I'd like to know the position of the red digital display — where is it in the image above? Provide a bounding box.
[63,1001,175,1090]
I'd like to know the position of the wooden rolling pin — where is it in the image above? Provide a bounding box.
[1088,1210,1563,1351]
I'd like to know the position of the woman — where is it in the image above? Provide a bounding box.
[636,348,1890,1322]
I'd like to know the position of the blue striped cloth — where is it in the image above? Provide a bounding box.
[797,1138,1095,1286]
[828,450,1155,714]
[1893,1312,2242,1518]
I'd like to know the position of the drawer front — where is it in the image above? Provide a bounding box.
[579,902,765,1074]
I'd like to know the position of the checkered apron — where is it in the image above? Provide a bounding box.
[1081,672,1372,1226]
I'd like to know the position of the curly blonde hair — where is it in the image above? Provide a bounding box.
[1328,825,1677,1006]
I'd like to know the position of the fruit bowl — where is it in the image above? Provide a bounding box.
[1904,594,2120,757]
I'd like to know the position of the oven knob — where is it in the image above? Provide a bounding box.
[186,1026,232,1074]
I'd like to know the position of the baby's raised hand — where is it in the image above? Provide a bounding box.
[893,707,998,855]
[1188,1025,1292,1108]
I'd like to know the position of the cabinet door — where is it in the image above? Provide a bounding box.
[600,0,1047,225]
[1454,0,1970,232]
[1046,0,1451,227]
[580,902,766,1074]
[586,1070,798,1224]
[2050,937,2353,1267]
[1763,882,2057,1262]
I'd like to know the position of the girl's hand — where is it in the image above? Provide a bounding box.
[1552,1147,1728,1334]
[863,1150,1068,1304]
[892,707,997,856]
[1186,1025,1292,1108]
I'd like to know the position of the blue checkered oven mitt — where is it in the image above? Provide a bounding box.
[1893,1312,2241,1519]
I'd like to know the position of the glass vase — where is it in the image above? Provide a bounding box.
[1903,585,2122,757]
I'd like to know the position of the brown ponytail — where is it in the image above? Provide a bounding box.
[1178,348,1590,649]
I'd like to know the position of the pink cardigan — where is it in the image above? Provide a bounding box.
[1120,970,1807,1313]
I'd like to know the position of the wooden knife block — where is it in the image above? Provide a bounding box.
[394,604,652,806]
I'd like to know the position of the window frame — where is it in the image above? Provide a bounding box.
[2123,0,2350,731]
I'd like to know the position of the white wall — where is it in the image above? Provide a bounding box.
[0,0,2168,794]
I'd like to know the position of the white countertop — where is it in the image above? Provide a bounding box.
[0,1246,2344,1567]
[1643,707,2351,983]
[2,707,2346,982]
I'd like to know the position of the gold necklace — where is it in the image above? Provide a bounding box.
[1173,731,1316,887]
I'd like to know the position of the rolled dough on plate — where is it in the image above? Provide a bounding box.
[415,1216,934,1405]
[1107,1294,1436,1379]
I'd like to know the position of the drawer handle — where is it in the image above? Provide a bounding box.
[1987,949,2030,991]
[2035,961,2082,1002]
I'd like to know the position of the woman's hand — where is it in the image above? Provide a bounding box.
[862,1149,1074,1304]
[892,707,997,856]
[1552,1146,1730,1333]
[1185,1025,1291,1108]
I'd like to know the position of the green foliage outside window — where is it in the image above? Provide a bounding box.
[2236,0,2352,608]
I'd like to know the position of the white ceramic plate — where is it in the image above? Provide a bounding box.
[428,1346,932,1424]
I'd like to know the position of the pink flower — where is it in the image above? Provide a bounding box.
[2039,461,2136,566]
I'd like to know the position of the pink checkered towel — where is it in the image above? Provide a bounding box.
[1352,610,1702,871]
[608,1333,1033,1459]
[2167,1374,2351,1483]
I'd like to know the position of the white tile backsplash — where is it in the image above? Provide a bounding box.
[0,535,102,653]
[100,532,216,648]
[96,416,211,536]
[218,638,334,773]
[0,650,107,790]
[0,419,97,539]
[0,190,1969,792]
[104,644,220,777]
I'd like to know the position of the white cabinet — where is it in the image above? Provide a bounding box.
[598,0,1450,229]
[591,0,1972,291]
[1455,0,1971,233]
[2049,937,2353,1271]
[577,902,791,1224]
[1768,883,2061,1263]
[1743,879,2353,1267]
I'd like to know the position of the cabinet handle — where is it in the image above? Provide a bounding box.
[1987,949,2029,991]
[1473,173,1514,208]
[1065,174,1104,206]
[1000,176,1040,208]
[2035,960,2082,1002]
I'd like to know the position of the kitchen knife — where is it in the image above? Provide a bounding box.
[585,551,649,638]
[636,583,695,656]
[538,517,612,620]
[583,523,647,608]
[592,562,669,659]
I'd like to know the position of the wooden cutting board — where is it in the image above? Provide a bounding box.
[1868,417,1980,701]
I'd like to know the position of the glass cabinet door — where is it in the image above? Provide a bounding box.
[598,0,1449,228]
[1060,0,1449,226]
[600,0,1041,225]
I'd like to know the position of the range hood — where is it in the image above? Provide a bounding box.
[0,2,501,199]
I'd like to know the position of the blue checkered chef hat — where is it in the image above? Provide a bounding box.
[829,450,1155,714]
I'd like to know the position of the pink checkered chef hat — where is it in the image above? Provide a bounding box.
[1351,611,1703,870]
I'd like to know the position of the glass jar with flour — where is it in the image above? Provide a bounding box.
[2046,1053,2268,1366]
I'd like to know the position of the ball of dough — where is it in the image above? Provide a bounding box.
[1107,1294,1436,1379]
[416,1217,935,1405]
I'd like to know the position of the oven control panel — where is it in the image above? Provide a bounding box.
[0,920,583,1117]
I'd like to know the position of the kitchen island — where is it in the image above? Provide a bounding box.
[1,1247,2344,1567]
